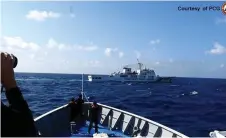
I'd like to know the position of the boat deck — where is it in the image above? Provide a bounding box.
[71,121,129,137]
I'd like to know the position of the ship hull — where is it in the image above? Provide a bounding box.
[88,75,173,83]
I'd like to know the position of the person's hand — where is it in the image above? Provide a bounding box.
[1,52,17,91]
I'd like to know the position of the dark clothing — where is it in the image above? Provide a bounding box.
[90,105,99,120]
[88,119,98,133]
[88,104,99,133]
[75,97,84,116]
[67,102,77,122]
[1,87,37,137]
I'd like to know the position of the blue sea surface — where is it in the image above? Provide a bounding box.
[1,73,226,137]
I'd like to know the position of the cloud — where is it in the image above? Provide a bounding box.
[104,48,124,58]
[29,54,35,60]
[76,45,98,51]
[89,60,99,64]
[134,50,141,59]
[89,60,101,67]
[0,35,104,74]
[216,17,226,24]
[104,48,118,57]
[1,36,98,53]
[46,38,69,50]
[206,42,226,55]
[46,38,98,51]
[1,36,40,51]
[220,64,225,68]
[119,52,124,58]
[155,61,160,65]
[83,60,102,68]
[26,10,61,21]
[149,39,160,45]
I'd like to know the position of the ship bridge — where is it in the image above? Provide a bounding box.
[123,67,132,74]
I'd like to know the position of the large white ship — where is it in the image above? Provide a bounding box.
[88,59,174,83]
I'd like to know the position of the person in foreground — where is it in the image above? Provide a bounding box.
[75,94,84,117]
[88,101,99,134]
[67,97,77,122]
[1,52,37,137]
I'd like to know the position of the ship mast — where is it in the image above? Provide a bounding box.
[81,73,89,102]
[137,58,143,70]
[81,73,84,100]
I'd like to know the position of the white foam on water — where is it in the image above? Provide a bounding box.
[170,85,180,87]
[69,79,82,82]
[16,78,25,81]
[190,91,198,95]
[16,78,53,81]
[27,93,36,96]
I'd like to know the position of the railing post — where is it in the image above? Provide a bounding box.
[108,115,112,130]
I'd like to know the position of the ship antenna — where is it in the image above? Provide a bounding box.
[82,73,84,100]
[81,73,89,102]
[137,58,142,70]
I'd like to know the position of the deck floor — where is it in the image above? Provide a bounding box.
[71,121,129,137]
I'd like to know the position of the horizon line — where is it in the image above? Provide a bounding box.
[14,71,226,79]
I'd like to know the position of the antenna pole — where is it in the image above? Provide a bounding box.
[137,58,142,70]
[80,73,89,102]
[82,74,84,92]
[82,73,84,100]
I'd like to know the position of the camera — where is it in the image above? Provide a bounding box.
[11,54,18,68]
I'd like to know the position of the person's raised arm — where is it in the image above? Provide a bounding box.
[1,52,30,113]
[1,52,37,136]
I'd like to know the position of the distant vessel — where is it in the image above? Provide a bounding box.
[88,59,174,83]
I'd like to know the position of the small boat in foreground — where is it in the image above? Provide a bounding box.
[34,102,189,137]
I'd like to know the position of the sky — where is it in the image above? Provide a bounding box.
[0,1,226,78]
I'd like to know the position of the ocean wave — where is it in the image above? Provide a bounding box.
[16,78,54,81]
[170,85,180,87]
[135,89,147,92]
